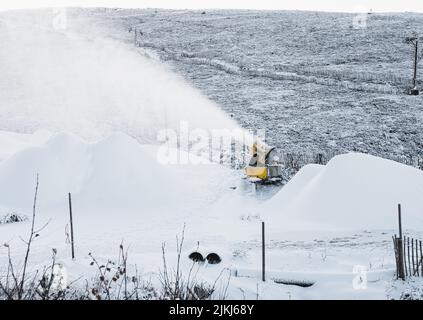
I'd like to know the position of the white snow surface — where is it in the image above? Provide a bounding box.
[0,126,421,300]
[265,153,423,231]
[1,9,423,300]
[0,130,52,161]
[0,131,239,215]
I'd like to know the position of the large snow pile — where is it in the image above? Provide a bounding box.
[0,130,52,161]
[266,153,423,230]
[0,131,237,215]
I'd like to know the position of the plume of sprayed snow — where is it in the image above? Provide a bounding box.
[0,9,242,144]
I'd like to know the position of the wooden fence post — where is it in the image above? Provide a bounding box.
[402,236,409,276]
[412,238,415,275]
[393,235,400,278]
[397,204,405,280]
[415,239,420,276]
[420,241,423,276]
[262,221,265,282]
[68,193,75,260]
[407,237,411,276]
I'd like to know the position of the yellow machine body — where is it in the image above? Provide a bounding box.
[245,141,281,181]
[245,166,268,180]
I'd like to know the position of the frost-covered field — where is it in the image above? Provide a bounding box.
[75,8,423,162]
[0,8,423,300]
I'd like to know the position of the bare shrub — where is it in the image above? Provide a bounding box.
[159,225,231,300]
[84,244,156,300]
[0,175,69,300]
[0,211,27,225]
[0,177,230,300]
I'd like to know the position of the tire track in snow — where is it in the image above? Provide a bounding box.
[137,42,403,95]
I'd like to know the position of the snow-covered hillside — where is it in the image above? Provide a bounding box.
[75,8,423,164]
[0,8,423,300]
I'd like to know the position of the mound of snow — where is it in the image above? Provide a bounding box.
[0,131,236,215]
[266,153,423,230]
[0,130,52,161]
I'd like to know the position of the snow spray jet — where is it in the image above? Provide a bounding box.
[0,9,251,157]
[156,119,264,167]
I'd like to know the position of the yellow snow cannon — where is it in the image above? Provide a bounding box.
[245,141,282,182]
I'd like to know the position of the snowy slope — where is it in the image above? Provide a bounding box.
[1,9,423,300]
[266,153,423,230]
[80,8,423,162]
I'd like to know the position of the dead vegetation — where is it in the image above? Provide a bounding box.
[0,177,230,300]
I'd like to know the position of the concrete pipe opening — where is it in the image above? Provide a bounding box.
[188,251,205,263]
[206,253,222,264]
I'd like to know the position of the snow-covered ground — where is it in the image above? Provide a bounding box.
[1,130,422,299]
[0,8,422,300]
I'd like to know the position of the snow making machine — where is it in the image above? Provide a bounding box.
[244,141,282,183]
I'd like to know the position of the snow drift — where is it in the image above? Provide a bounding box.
[266,153,423,230]
[0,130,52,162]
[0,131,236,215]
